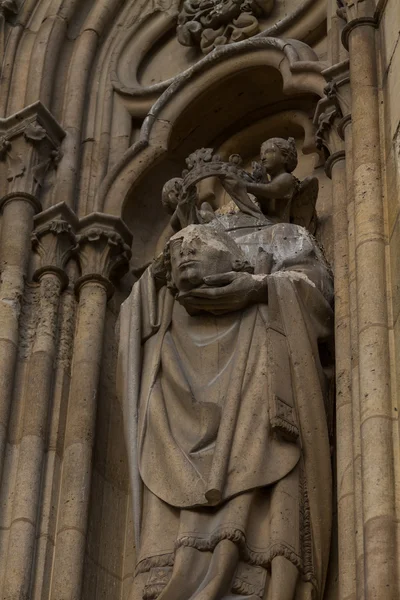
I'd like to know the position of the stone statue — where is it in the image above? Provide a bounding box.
[118,139,333,600]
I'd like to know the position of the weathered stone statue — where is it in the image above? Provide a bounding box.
[118,139,333,600]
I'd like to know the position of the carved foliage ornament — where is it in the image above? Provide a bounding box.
[0,121,63,197]
[74,228,132,298]
[177,0,275,54]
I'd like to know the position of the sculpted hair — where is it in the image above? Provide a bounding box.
[161,178,183,214]
[261,137,298,173]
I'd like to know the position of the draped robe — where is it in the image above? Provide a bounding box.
[118,221,334,600]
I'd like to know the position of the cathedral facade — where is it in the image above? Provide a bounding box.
[0,0,399,598]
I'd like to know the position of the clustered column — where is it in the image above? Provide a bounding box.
[0,103,65,482]
[341,2,398,597]
[50,214,131,600]
[2,204,78,600]
[314,66,356,600]
[317,1,399,598]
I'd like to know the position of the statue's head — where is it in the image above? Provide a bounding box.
[165,224,252,292]
[260,137,298,174]
[161,178,183,214]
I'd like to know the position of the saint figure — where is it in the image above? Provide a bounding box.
[118,210,333,599]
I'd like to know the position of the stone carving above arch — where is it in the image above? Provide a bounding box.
[176,0,275,55]
[111,0,328,117]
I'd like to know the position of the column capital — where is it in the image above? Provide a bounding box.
[31,203,79,290]
[337,0,376,22]
[314,60,352,177]
[74,213,133,299]
[337,1,378,49]
[0,102,65,202]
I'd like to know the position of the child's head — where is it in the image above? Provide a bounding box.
[161,178,183,214]
[260,137,298,174]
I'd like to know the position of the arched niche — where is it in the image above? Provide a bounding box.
[99,37,331,270]
[111,0,328,118]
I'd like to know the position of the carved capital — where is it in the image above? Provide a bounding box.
[337,0,378,49]
[0,102,65,200]
[314,103,343,157]
[336,0,375,22]
[74,214,133,299]
[314,60,352,165]
[32,203,79,289]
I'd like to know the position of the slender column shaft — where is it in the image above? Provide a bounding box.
[0,196,38,481]
[31,276,77,600]
[50,281,107,600]
[344,125,364,600]
[331,156,357,600]
[2,272,62,600]
[348,23,398,599]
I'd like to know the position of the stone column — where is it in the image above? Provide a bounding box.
[0,103,65,482]
[340,1,398,597]
[2,203,78,600]
[50,214,132,600]
[315,72,356,600]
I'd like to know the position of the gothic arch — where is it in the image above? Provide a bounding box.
[100,37,326,218]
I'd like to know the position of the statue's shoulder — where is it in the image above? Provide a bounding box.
[268,221,313,244]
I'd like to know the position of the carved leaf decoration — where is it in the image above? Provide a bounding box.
[316,109,338,150]
[0,136,11,160]
[31,159,52,191]
[231,13,259,43]
[177,0,275,54]
[6,153,25,182]
[24,123,47,143]
[185,147,217,170]
[290,176,319,233]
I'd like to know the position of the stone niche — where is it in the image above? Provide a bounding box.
[120,62,332,274]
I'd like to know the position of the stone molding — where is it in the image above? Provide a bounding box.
[341,16,378,50]
[324,150,346,179]
[74,213,133,299]
[0,102,65,199]
[111,17,324,118]
[0,191,42,214]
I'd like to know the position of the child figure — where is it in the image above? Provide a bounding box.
[223,137,300,223]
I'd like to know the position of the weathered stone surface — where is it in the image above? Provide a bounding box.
[0,1,398,599]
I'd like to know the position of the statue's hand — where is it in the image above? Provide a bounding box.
[177,272,268,315]
[222,175,248,195]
